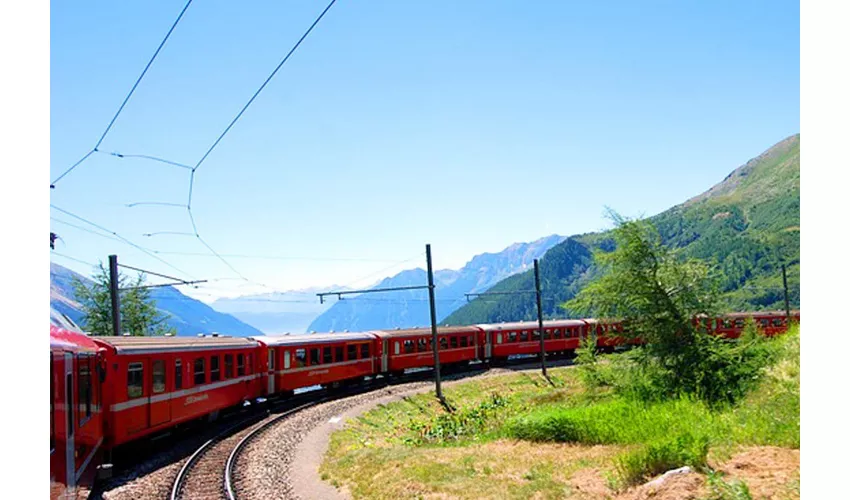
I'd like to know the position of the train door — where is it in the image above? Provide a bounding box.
[64,352,76,492]
[381,339,388,372]
[126,361,148,434]
[149,359,171,427]
[267,349,275,394]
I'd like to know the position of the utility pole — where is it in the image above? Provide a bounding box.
[426,244,444,403]
[534,259,548,380]
[782,264,791,321]
[109,254,122,336]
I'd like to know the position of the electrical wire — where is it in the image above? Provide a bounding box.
[51,0,194,186]
[50,204,197,280]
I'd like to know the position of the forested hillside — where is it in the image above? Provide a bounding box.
[444,134,800,325]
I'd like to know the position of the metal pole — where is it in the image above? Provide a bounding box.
[782,264,791,321]
[534,259,547,378]
[109,254,122,336]
[426,244,443,402]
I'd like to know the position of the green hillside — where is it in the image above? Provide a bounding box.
[444,134,800,325]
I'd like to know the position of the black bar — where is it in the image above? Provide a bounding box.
[465,290,536,298]
[109,255,121,336]
[121,279,208,291]
[426,244,443,402]
[534,259,547,378]
[317,284,428,301]
[117,262,187,283]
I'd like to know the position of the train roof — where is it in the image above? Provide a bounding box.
[720,310,800,318]
[251,332,376,346]
[369,326,480,339]
[50,325,100,352]
[90,335,259,354]
[476,319,587,331]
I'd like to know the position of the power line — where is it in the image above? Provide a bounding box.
[189,0,339,177]
[51,252,98,268]
[51,217,126,244]
[144,250,417,263]
[105,150,193,170]
[51,0,194,187]
[50,204,197,280]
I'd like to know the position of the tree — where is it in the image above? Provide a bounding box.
[565,211,772,405]
[72,262,176,336]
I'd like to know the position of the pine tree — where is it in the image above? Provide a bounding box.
[72,263,176,336]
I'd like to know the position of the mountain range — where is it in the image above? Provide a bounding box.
[444,134,801,325]
[50,263,263,337]
[306,234,567,332]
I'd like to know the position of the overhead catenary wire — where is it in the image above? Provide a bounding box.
[50,0,194,187]
[50,204,197,280]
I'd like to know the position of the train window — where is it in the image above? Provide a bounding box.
[394,342,400,355]
[460,336,468,348]
[520,331,529,342]
[508,332,517,342]
[175,359,183,390]
[225,354,233,379]
[404,340,414,354]
[237,354,244,376]
[323,347,333,364]
[418,338,428,352]
[439,337,448,350]
[347,344,357,361]
[773,318,785,327]
[128,362,144,399]
[152,360,166,394]
[284,351,290,370]
[296,349,307,367]
[553,329,560,339]
[450,336,458,349]
[211,356,221,382]
[544,330,552,340]
[760,319,770,327]
[496,333,502,344]
[310,348,320,366]
[722,319,733,329]
[247,354,252,374]
[78,356,92,421]
[194,358,206,385]
[335,346,344,362]
[361,344,370,359]
[735,319,745,328]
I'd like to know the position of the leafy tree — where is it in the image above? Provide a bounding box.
[566,211,773,405]
[72,263,176,336]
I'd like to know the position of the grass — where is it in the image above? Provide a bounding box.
[321,327,799,498]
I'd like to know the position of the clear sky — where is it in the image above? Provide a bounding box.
[49,0,800,301]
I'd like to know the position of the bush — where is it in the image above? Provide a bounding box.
[615,432,710,486]
[407,393,511,444]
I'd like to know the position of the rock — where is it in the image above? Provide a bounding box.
[644,466,693,488]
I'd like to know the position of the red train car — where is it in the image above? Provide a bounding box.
[372,326,481,375]
[50,325,105,500]
[90,335,262,447]
[252,333,378,394]
[478,320,587,362]
[707,310,800,339]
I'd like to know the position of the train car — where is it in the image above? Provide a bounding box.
[371,326,481,375]
[50,325,106,500]
[710,311,800,339]
[582,319,627,351]
[91,335,262,448]
[478,320,587,362]
[253,332,378,394]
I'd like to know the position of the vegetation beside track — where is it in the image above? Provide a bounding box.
[320,326,799,499]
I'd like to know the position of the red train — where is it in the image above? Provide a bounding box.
[49,310,799,498]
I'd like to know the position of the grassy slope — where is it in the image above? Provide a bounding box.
[445,135,800,326]
[321,327,799,498]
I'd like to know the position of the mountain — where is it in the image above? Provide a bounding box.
[444,134,801,325]
[50,263,263,337]
[307,234,567,332]
[210,286,348,334]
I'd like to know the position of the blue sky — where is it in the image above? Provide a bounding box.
[49,0,799,300]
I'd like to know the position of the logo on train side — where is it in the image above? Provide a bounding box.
[309,369,330,376]
[185,393,209,406]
